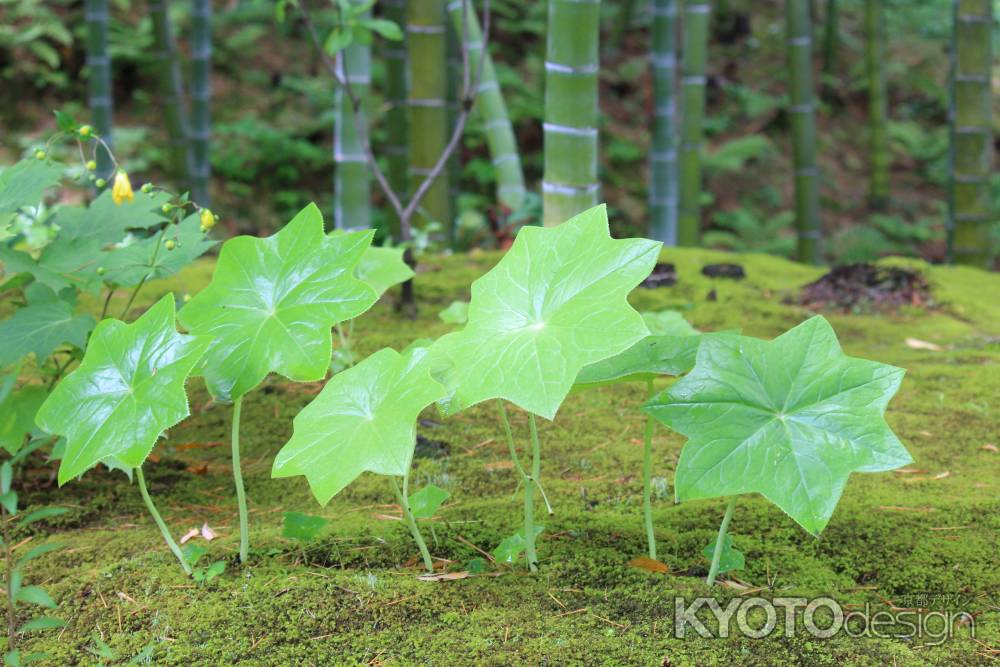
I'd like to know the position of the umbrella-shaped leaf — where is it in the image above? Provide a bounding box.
[272,347,445,505]
[178,203,378,401]
[35,295,212,485]
[429,205,661,419]
[352,244,414,297]
[575,310,701,387]
[408,484,450,519]
[282,511,329,541]
[0,284,95,367]
[493,526,544,564]
[644,316,912,535]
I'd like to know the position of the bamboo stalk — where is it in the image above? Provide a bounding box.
[821,0,839,78]
[864,0,889,209]
[677,0,709,245]
[334,1,372,230]
[384,0,408,240]
[649,0,678,244]
[543,0,600,227]
[610,0,639,52]
[149,0,194,186]
[85,0,114,180]
[785,0,822,264]
[448,0,525,212]
[407,0,451,230]
[948,0,994,267]
[190,0,213,205]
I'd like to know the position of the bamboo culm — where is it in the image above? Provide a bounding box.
[149,0,195,186]
[384,0,408,240]
[543,0,600,227]
[447,0,526,213]
[334,1,372,230]
[786,0,822,264]
[677,0,710,246]
[649,0,678,245]
[190,0,213,206]
[821,0,839,78]
[85,0,114,180]
[407,0,452,230]
[948,0,994,267]
[864,0,889,209]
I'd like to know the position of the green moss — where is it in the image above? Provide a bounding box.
[15,249,1000,664]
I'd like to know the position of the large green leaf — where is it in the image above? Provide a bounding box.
[352,244,414,297]
[0,284,95,367]
[702,535,745,574]
[0,159,63,215]
[0,247,69,292]
[644,316,912,535]
[178,203,377,401]
[35,295,211,485]
[429,205,661,419]
[574,310,701,387]
[0,386,47,455]
[272,347,445,505]
[100,214,216,287]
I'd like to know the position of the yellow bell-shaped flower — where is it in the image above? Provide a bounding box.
[111,170,134,205]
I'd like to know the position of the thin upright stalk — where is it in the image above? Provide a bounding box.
[642,379,657,560]
[334,2,372,230]
[864,0,889,209]
[384,0,409,240]
[190,0,213,205]
[543,0,600,226]
[231,397,249,563]
[706,497,736,586]
[407,0,451,229]
[447,0,526,212]
[2,505,15,648]
[948,0,994,267]
[149,0,194,185]
[677,0,710,246]
[136,466,192,575]
[610,0,639,52]
[85,0,114,181]
[392,476,434,572]
[650,0,678,244]
[523,413,543,571]
[786,0,822,264]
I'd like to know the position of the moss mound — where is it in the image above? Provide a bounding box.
[15,248,1000,665]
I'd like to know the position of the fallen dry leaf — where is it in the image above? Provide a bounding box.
[484,460,514,472]
[905,338,943,351]
[417,571,469,582]
[893,467,927,474]
[179,527,199,544]
[201,523,217,541]
[185,464,208,475]
[628,556,669,574]
[982,444,998,452]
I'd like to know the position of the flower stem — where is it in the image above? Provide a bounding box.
[392,475,434,572]
[231,397,249,563]
[643,378,657,560]
[136,466,192,575]
[706,497,737,587]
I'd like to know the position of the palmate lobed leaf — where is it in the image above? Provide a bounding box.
[35,295,212,485]
[644,316,912,535]
[0,386,47,455]
[178,203,378,402]
[408,484,450,519]
[351,244,414,297]
[272,347,445,505]
[702,534,745,575]
[0,159,63,216]
[100,214,217,287]
[429,205,662,420]
[0,284,95,368]
[574,310,702,388]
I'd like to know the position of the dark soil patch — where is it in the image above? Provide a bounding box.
[638,262,677,289]
[702,263,746,280]
[796,263,932,311]
[414,434,450,459]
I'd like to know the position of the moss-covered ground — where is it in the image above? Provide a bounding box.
[13,248,1000,665]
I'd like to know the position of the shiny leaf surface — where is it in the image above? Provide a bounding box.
[36,295,211,484]
[179,203,377,401]
[644,316,912,535]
